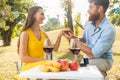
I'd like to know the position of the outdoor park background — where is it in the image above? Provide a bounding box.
[0,0,120,80]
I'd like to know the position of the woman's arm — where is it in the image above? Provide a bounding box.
[54,30,64,51]
[44,30,64,51]
[19,31,45,63]
[54,34,62,51]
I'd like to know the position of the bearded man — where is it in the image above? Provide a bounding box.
[63,0,116,78]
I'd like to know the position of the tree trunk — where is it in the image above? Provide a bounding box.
[67,11,73,31]
[1,27,13,46]
[67,0,73,31]
[0,14,25,46]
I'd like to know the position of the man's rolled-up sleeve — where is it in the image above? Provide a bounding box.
[92,28,115,58]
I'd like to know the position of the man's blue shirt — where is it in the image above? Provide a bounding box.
[83,17,115,64]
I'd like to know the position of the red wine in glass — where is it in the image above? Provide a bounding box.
[70,38,80,60]
[43,38,53,60]
[43,47,53,54]
[70,48,80,55]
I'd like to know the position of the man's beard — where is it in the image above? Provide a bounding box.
[88,12,100,24]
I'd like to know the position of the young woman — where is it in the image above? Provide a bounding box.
[18,6,63,72]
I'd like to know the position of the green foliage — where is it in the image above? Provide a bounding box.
[0,0,12,30]
[12,24,22,38]
[73,12,84,36]
[0,0,33,30]
[108,1,120,26]
[42,17,64,31]
[0,32,1,39]
[74,13,80,36]
[64,19,68,28]
[0,0,34,46]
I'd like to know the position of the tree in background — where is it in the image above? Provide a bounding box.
[12,24,22,38]
[74,13,82,36]
[108,0,120,26]
[61,0,73,31]
[0,0,33,46]
[43,17,62,31]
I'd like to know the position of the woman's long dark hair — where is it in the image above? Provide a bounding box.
[17,6,43,53]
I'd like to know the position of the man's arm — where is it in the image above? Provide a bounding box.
[76,27,115,58]
[76,40,95,59]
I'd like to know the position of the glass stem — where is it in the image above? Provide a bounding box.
[48,54,51,60]
[74,55,78,61]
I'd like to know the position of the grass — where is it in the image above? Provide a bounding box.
[107,56,120,80]
[0,27,120,80]
[0,46,18,80]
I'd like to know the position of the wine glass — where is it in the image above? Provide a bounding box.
[43,38,53,60]
[69,38,80,61]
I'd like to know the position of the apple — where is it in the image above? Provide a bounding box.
[69,60,79,71]
[58,59,69,71]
